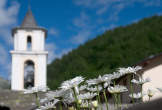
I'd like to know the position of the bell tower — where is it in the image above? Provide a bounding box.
[11,9,48,90]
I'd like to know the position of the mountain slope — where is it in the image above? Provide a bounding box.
[0,77,10,89]
[47,16,162,89]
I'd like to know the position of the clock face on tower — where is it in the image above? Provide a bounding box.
[10,9,48,90]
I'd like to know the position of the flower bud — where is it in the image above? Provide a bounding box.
[78,99,82,104]
[92,100,98,108]
[68,106,75,110]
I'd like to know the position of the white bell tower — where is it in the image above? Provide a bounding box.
[10,9,48,90]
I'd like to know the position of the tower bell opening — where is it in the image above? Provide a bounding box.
[24,60,34,89]
[27,36,32,51]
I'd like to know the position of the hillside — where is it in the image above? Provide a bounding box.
[0,77,10,89]
[47,15,162,89]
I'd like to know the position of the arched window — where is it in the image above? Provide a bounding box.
[24,60,34,89]
[27,36,32,51]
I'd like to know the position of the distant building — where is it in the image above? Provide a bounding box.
[138,53,162,101]
[10,9,48,90]
[118,53,162,103]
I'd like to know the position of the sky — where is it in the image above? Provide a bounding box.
[0,0,162,79]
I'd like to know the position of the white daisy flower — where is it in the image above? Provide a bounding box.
[79,85,87,91]
[111,72,121,80]
[102,74,114,80]
[63,90,75,104]
[78,92,97,100]
[60,76,84,90]
[87,86,102,92]
[39,99,59,110]
[91,100,98,108]
[129,92,144,99]
[108,85,128,94]
[86,75,111,86]
[131,77,151,85]
[24,86,49,94]
[80,101,89,108]
[147,89,154,98]
[46,89,69,99]
[117,66,142,75]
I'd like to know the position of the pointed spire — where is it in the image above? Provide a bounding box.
[21,9,38,28]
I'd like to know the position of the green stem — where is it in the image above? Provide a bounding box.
[149,96,151,101]
[88,100,91,110]
[113,94,118,109]
[102,84,109,110]
[118,94,122,110]
[35,93,40,107]
[103,90,109,110]
[59,101,63,110]
[72,87,80,110]
[113,81,116,86]
[129,75,135,104]
[97,85,103,110]
[141,84,143,102]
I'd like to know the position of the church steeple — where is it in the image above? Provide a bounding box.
[21,9,38,28]
[10,7,48,91]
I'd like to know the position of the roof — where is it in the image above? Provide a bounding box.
[21,9,38,28]
[135,52,162,67]
[12,9,47,37]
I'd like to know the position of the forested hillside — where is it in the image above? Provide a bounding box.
[47,16,162,89]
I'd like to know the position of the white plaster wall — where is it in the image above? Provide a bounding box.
[11,28,47,91]
[11,52,48,90]
[142,64,162,101]
[14,30,45,51]
[11,54,24,90]
[36,55,47,87]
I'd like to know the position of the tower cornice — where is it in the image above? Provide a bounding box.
[12,27,47,37]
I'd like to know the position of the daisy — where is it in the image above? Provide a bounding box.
[86,86,102,92]
[91,100,98,108]
[117,66,142,75]
[147,89,154,98]
[46,89,69,99]
[129,92,144,99]
[108,85,128,94]
[79,85,87,91]
[86,75,111,86]
[78,92,97,100]
[60,76,84,90]
[131,77,151,85]
[24,86,49,94]
[38,99,59,110]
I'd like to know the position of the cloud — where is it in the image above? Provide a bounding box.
[0,0,19,79]
[49,28,59,36]
[0,28,13,45]
[98,24,117,33]
[157,11,162,16]
[0,43,11,79]
[143,0,162,7]
[0,1,19,27]
[0,0,19,45]
[73,0,162,21]
[0,44,9,66]
[73,12,90,28]
[46,43,57,64]
[71,30,91,44]
[71,12,94,45]
[46,43,72,64]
